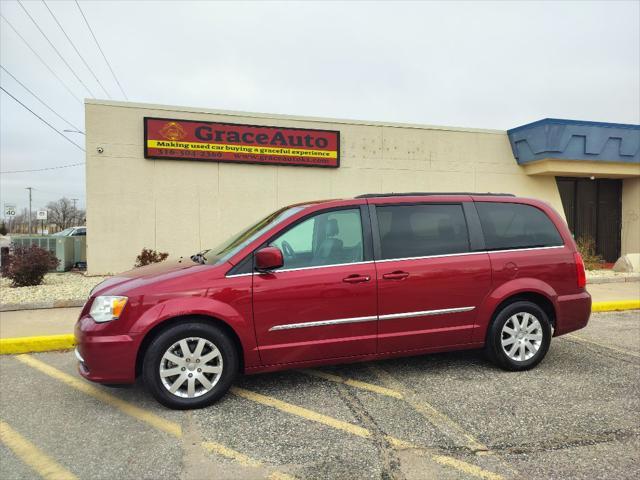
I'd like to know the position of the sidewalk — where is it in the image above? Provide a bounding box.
[0,283,638,353]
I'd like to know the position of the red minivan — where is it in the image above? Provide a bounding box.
[75,193,591,409]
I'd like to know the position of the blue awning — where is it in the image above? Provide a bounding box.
[507,119,639,165]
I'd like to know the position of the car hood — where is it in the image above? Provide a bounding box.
[91,259,207,297]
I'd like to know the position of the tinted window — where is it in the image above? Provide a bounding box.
[476,202,563,250]
[271,209,364,269]
[376,204,469,260]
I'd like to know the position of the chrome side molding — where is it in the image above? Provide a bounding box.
[268,306,475,331]
[378,306,475,321]
[269,315,378,331]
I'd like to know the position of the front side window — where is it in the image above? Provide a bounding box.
[376,204,470,260]
[476,202,563,250]
[270,209,364,269]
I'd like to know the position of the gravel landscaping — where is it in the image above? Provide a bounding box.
[0,273,109,307]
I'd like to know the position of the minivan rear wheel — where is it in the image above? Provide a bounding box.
[485,301,551,371]
[142,321,238,409]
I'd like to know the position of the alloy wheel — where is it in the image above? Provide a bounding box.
[500,312,543,362]
[159,337,223,398]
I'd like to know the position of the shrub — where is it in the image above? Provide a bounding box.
[0,222,7,236]
[1,245,59,287]
[135,248,169,267]
[575,237,604,270]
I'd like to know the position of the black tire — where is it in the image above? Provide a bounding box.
[485,301,552,371]
[142,321,239,409]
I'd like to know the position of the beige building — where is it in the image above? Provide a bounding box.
[85,100,640,275]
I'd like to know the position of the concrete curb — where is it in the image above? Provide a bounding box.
[0,334,75,355]
[0,301,637,355]
[587,275,640,284]
[0,299,85,313]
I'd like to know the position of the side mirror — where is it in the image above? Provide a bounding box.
[255,246,284,271]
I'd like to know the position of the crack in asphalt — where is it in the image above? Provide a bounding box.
[334,384,406,480]
[487,428,639,455]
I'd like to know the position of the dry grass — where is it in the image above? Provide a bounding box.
[575,237,604,271]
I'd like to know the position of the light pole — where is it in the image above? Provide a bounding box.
[26,187,32,234]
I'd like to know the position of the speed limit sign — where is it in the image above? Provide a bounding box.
[4,203,16,217]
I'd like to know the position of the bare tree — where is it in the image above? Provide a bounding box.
[46,197,85,230]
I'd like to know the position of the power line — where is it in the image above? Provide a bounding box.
[0,85,85,153]
[0,14,82,103]
[1,163,85,174]
[41,0,112,99]
[17,0,95,98]
[74,0,128,100]
[1,65,82,132]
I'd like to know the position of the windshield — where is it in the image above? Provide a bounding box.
[195,206,305,265]
[53,228,74,237]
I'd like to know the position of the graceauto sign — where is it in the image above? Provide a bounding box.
[144,117,340,168]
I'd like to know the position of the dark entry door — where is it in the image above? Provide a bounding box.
[556,177,622,262]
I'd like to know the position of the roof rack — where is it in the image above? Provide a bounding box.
[355,192,516,198]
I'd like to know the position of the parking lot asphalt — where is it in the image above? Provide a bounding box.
[1,310,638,480]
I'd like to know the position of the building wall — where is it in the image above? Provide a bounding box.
[622,177,640,256]
[86,101,566,275]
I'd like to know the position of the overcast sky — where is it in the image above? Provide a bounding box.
[1,0,639,213]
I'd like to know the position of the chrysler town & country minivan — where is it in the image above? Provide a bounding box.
[75,193,591,409]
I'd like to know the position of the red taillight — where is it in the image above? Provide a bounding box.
[574,252,586,288]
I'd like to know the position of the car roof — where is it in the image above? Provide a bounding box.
[355,192,515,198]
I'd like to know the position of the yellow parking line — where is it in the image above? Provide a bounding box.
[564,334,640,358]
[15,354,181,437]
[14,355,296,479]
[231,387,503,480]
[301,369,404,399]
[0,419,77,480]
[302,367,490,455]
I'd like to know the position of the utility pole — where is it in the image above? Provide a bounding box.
[72,198,79,225]
[26,187,33,234]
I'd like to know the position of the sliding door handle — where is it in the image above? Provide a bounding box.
[382,271,409,280]
[343,274,371,284]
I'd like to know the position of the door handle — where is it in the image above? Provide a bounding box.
[343,274,371,284]
[382,271,409,280]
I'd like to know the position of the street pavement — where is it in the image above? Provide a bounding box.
[0,310,638,480]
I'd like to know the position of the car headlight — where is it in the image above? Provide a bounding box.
[90,296,128,323]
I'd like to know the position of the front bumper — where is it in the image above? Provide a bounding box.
[74,316,140,384]
[555,291,592,336]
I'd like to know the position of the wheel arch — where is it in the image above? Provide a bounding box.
[474,279,558,343]
[487,292,556,338]
[135,314,246,377]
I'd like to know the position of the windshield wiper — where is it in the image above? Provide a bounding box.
[190,250,210,264]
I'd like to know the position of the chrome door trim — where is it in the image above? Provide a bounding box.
[375,250,487,264]
[379,306,475,321]
[225,272,253,278]
[271,260,374,274]
[487,245,564,254]
[375,245,564,264]
[269,315,377,331]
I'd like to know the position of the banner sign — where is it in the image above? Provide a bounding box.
[144,117,340,168]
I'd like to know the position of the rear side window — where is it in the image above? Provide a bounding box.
[376,204,470,260]
[476,202,563,250]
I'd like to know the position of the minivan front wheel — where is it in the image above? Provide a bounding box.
[486,301,552,371]
[142,321,238,409]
